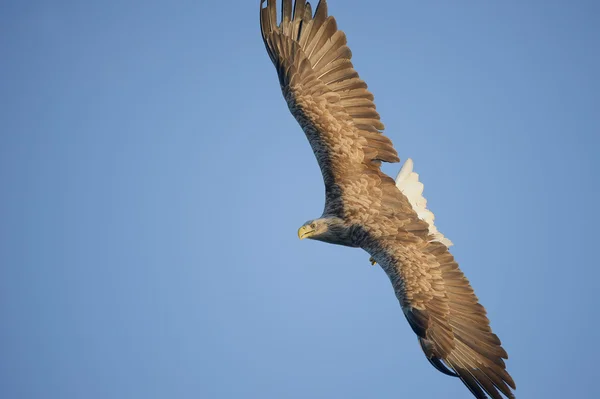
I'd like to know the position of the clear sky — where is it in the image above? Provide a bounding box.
[1,1,599,398]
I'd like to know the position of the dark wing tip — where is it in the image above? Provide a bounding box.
[419,338,459,377]
[450,360,516,399]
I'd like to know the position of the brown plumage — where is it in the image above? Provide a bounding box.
[260,1,515,398]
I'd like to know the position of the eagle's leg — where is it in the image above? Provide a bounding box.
[369,257,377,266]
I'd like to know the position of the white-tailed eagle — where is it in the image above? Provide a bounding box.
[260,1,515,398]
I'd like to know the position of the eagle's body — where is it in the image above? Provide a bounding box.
[260,1,515,398]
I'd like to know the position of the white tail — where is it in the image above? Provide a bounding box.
[395,159,453,248]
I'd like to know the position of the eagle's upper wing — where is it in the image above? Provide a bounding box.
[376,237,516,399]
[260,0,400,211]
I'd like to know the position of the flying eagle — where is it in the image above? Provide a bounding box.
[259,1,516,398]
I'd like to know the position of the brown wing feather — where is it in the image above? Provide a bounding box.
[260,0,399,169]
[378,239,516,399]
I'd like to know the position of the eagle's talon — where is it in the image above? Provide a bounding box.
[369,257,377,266]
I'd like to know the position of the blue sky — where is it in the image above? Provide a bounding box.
[1,0,599,398]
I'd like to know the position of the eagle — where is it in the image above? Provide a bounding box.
[259,1,516,398]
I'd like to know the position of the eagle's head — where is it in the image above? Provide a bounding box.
[297,217,354,246]
[297,219,326,240]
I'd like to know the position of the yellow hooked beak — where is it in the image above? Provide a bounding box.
[298,225,315,240]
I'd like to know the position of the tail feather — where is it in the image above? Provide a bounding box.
[395,158,453,247]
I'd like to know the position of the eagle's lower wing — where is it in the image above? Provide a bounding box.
[376,239,516,399]
[260,0,400,211]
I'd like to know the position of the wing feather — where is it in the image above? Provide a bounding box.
[260,0,400,180]
[309,0,328,44]
[291,0,305,39]
[281,0,292,36]
[376,240,516,399]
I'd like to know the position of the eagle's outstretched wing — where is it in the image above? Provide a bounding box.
[389,160,515,398]
[260,0,400,213]
[375,236,516,399]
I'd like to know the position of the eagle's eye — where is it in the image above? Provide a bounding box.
[310,223,316,229]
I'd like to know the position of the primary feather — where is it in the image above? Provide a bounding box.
[260,1,515,398]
